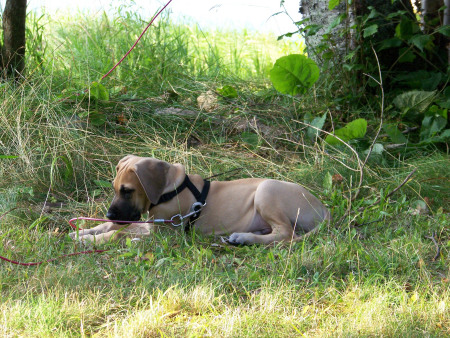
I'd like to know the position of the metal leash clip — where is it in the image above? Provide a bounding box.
[170,202,205,227]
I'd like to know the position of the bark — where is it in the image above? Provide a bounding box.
[421,0,444,28]
[1,0,27,79]
[298,1,425,70]
[445,0,450,64]
[445,0,450,26]
[421,0,448,64]
[299,0,356,65]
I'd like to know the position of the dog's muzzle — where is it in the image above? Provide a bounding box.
[107,199,142,223]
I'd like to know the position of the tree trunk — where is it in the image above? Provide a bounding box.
[445,0,450,64]
[299,0,356,65]
[1,0,27,79]
[299,1,417,65]
[421,0,448,65]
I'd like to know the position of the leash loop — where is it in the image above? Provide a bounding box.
[170,202,206,227]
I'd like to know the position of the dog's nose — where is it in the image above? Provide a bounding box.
[106,210,115,220]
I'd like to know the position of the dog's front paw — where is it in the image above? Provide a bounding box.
[69,232,95,245]
[69,230,89,240]
[228,232,253,245]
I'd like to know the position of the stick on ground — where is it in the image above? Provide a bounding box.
[425,231,441,261]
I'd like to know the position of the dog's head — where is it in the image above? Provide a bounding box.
[106,155,171,222]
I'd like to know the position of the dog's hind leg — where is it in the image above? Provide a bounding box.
[228,210,295,245]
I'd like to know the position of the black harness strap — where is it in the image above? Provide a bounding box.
[150,175,210,231]
[153,175,190,206]
[185,180,210,232]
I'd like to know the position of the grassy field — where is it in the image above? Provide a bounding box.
[0,7,449,337]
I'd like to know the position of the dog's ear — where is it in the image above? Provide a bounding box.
[133,158,170,205]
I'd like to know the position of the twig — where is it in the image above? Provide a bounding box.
[425,231,440,261]
[0,207,17,222]
[337,168,417,227]
[384,143,407,149]
[379,126,419,138]
[355,44,384,201]
[384,168,417,200]
[357,167,417,212]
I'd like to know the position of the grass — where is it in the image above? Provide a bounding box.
[1,6,449,337]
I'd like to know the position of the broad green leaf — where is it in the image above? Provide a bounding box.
[420,115,447,140]
[395,16,419,40]
[394,71,442,91]
[409,34,432,52]
[306,112,327,140]
[383,124,407,144]
[216,85,238,98]
[398,47,416,63]
[277,32,294,40]
[387,10,407,19]
[294,18,310,27]
[328,0,340,10]
[303,24,322,37]
[324,14,343,34]
[426,105,447,119]
[393,90,436,115]
[435,25,450,36]
[366,7,379,21]
[363,24,378,38]
[89,81,109,101]
[325,118,367,145]
[436,87,450,109]
[270,54,320,95]
[418,129,450,145]
[378,37,402,51]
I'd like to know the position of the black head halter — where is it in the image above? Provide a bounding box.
[150,175,210,231]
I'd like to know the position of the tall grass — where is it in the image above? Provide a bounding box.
[0,6,448,338]
[26,9,300,93]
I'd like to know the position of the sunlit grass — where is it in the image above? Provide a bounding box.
[26,9,302,93]
[0,6,448,338]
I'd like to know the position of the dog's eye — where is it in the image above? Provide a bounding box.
[120,186,134,199]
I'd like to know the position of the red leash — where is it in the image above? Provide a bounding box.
[101,0,173,81]
[1,217,175,266]
[1,1,175,266]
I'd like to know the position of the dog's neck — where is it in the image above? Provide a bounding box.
[146,164,208,216]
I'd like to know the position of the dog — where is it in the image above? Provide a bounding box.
[69,155,330,245]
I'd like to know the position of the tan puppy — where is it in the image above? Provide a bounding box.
[70,155,330,245]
